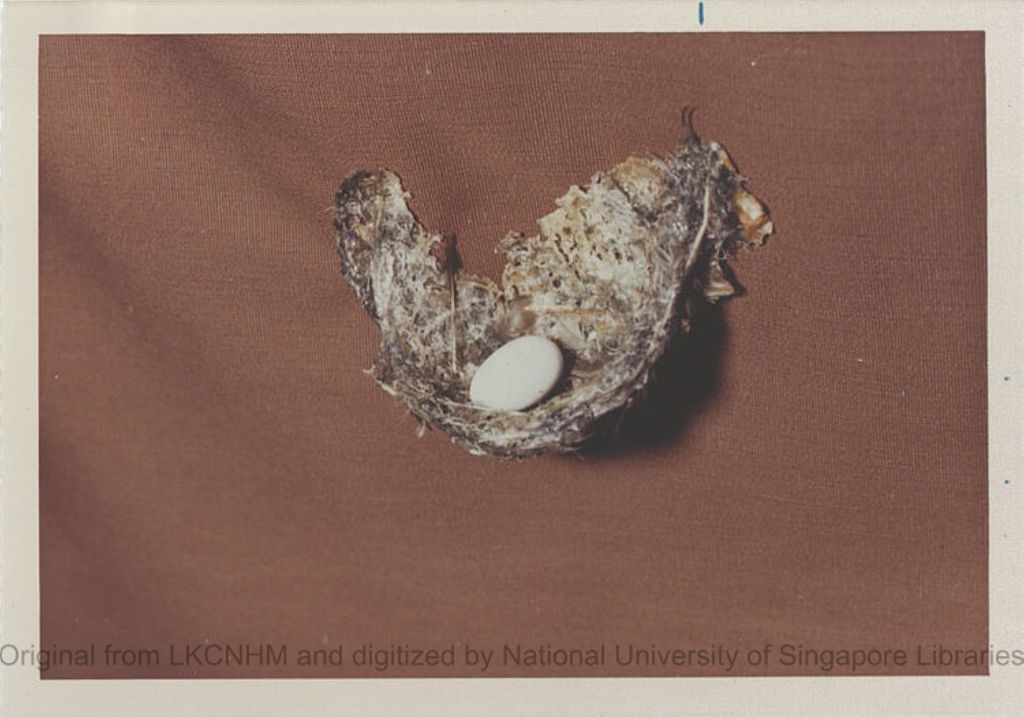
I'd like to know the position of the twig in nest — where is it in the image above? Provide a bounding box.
[448,267,457,372]
[683,169,713,276]
[429,235,460,373]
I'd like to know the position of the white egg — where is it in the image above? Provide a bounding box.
[469,336,564,411]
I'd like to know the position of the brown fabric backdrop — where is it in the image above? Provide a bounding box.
[39,33,987,678]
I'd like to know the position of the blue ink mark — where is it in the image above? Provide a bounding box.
[699,2,704,25]
[1004,375,1011,381]
[1005,480,1011,485]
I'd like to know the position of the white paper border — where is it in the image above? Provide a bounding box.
[3,1,1021,714]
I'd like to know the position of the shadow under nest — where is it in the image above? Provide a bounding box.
[578,274,735,460]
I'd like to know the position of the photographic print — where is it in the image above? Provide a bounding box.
[37,32,987,679]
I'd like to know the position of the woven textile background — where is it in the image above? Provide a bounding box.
[39,33,986,678]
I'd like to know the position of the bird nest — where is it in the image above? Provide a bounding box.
[334,118,772,458]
